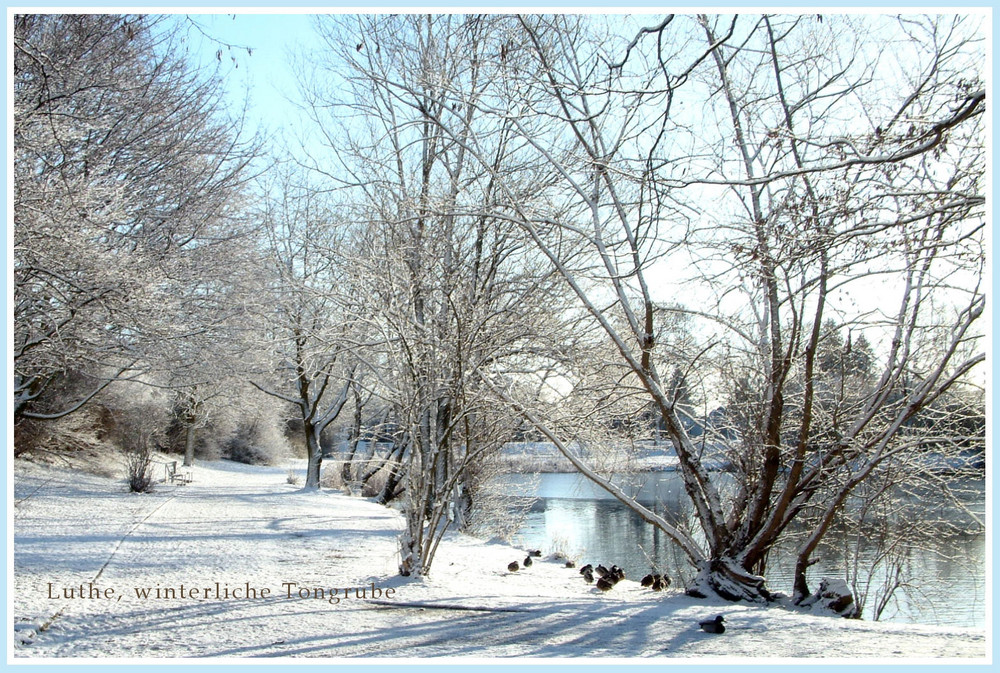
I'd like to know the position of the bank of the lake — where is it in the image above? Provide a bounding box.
[501,471,986,628]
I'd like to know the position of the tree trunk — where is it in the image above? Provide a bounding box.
[342,438,358,485]
[342,385,363,484]
[379,459,405,505]
[792,555,812,604]
[398,509,423,576]
[685,558,774,603]
[183,422,197,467]
[304,424,322,489]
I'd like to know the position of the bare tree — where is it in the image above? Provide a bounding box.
[687,13,985,602]
[304,14,570,575]
[251,169,357,489]
[418,13,984,601]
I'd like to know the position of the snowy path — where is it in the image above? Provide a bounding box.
[12,459,988,660]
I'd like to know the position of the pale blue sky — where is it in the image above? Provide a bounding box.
[182,13,319,140]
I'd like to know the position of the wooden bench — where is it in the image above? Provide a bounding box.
[163,461,193,485]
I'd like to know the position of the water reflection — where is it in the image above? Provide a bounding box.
[501,472,985,626]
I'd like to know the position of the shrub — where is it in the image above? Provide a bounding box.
[361,462,391,498]
[320,465,345,490]
[222,415,291,466]
[113,407,160,493]
[123,442,155,493]
[14,405,114,458]
[464,460,538,542]
[223,435,273,465]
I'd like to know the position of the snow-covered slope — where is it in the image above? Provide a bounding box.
[11,458,988,660]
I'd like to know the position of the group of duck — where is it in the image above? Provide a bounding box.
[574,563,622,591]
[639,572,671,592]
[573,563,671,594]
[506,549,542,572]
[504,553,726,635]
[507,554,673,595]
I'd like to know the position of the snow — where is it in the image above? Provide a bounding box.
[10,457,989,663]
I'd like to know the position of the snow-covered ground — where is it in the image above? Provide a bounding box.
[10,457,989,661]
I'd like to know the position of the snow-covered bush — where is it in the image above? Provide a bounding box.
[224,437,270,465]
[123,442,155,493]
[222,416,291,466]
[13,370,125,459]
[111,403,164,493]
[319,465,345,490]
[14,404,112,458]
[360,462,392,499]
[464,463,538,543]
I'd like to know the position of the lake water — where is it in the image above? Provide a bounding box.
[498,471,986,626]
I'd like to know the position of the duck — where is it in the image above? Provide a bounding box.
[640,573,655,587]
[596,577,615,591]
[579,564,593,575]
[565,560,576,569]
[595,564,610,577]
[507,561,519,572]
[582,569,594,584]
[698,615,725,634]
[651,576,665,591]
[527,549,542,557]
[523,555,533,567]
[610,565,625,581]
